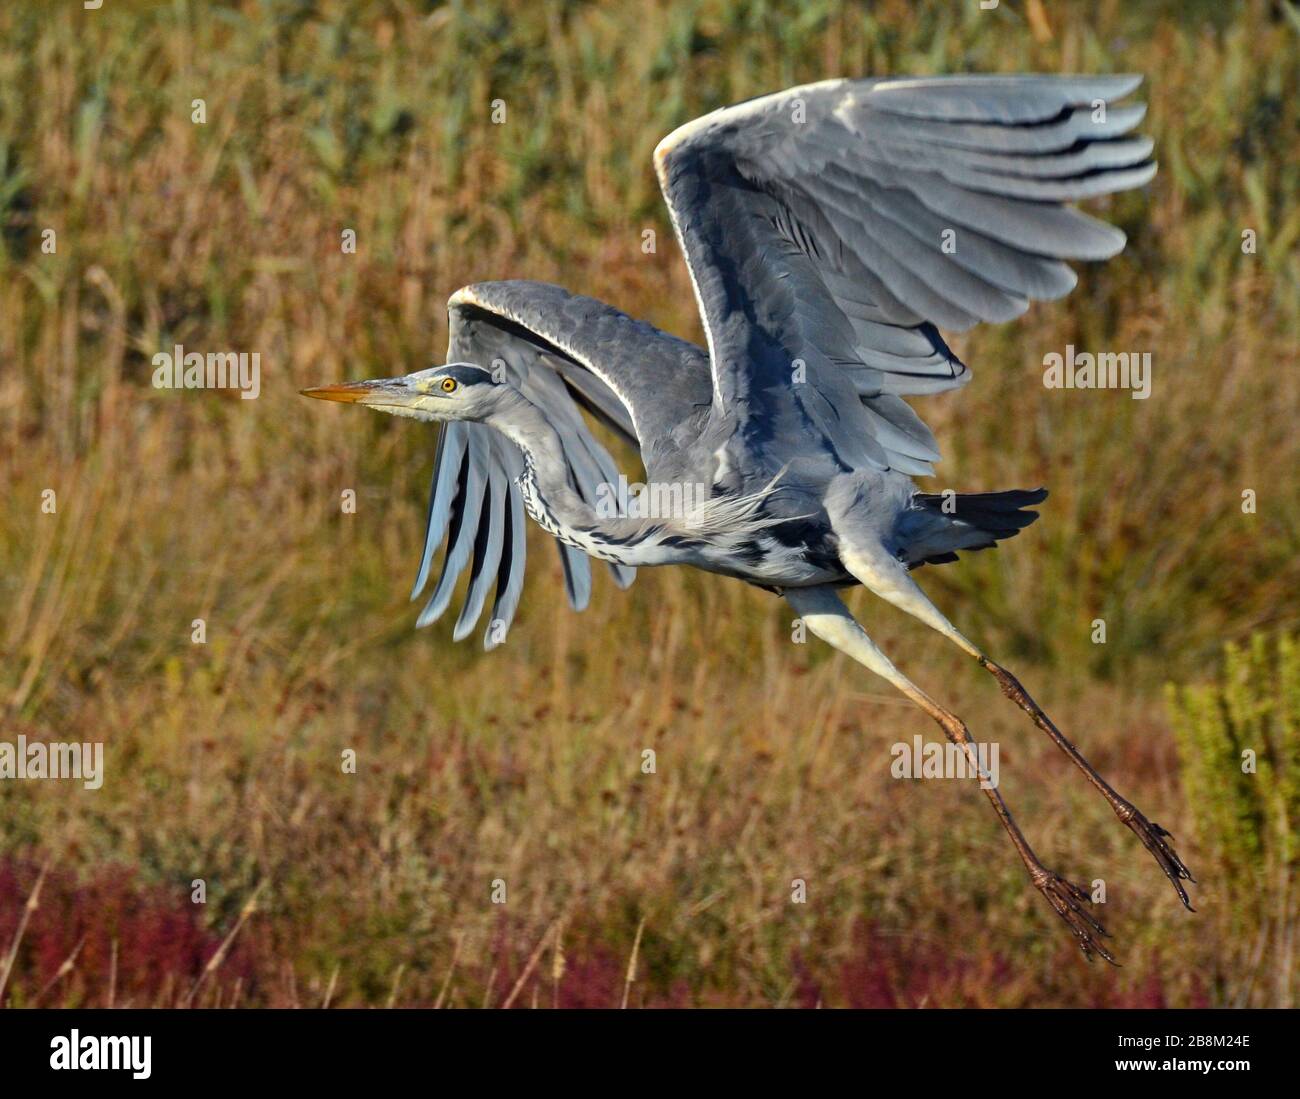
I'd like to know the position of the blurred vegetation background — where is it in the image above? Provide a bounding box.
[0,0,1296,1007]
[1170,634,1299,1007]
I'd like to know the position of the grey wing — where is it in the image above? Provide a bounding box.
[654,74,1156,476]
[410,281,712,650]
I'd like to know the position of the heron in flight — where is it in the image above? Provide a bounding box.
[304,74,1193,961]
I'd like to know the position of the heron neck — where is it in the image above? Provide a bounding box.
[485,395,676,566]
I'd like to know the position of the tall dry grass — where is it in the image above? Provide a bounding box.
[0,0,1296,1006]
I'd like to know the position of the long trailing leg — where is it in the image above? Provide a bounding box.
[838,539,1195,910]
[785,585,1115,963]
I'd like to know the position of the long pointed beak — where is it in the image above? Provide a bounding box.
[300,380,383,404]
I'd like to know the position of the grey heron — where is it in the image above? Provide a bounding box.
[304,75,1192,962]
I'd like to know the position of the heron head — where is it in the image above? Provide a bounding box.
[301,363,506,422]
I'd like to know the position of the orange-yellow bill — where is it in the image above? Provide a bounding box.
[300,382,376,403]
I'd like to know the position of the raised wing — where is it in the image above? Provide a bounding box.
[654,74,1156,476]
[412,281,710,649]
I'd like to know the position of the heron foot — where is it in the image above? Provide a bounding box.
[1031,866,1117,965]
[1113,801,1196,911]
[983,658,1197,911]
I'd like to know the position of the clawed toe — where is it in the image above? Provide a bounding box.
[1034,869,1118,965]
[1117,803,1196,910]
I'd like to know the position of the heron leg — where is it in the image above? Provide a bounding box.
[785,585,1114,963]
[837,541,1195,911]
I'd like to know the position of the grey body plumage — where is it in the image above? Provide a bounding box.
[304,74,1194,960]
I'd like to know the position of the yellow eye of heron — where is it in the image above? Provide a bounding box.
[440,377,458,393]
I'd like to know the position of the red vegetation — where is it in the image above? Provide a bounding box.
[0,857,255,1007]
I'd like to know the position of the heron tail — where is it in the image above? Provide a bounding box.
[897,487,1048,568]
